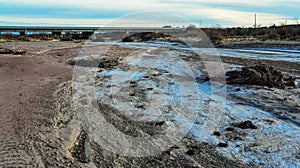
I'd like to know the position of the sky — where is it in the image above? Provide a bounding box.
[0,0,299,27]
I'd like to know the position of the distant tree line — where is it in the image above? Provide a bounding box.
[200,24,300,44]
[1,24,300,43]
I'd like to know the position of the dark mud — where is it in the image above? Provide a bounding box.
[226,63,297,88]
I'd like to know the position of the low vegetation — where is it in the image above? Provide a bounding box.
[203,24,300,44]
[0,34,60,42]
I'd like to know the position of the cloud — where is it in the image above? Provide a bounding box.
[2,0,165,11]
[0,0,299,27]
[0,13,191,27]
[7,0,300,9]
[178,7,291,26]
[161,0,300,7]
[0,16,113,26]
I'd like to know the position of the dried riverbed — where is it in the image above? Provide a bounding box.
[0,41,299,167]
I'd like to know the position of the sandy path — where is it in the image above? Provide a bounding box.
[0,43,80,167]
[0,54,72,138]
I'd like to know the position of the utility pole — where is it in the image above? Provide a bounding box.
[254,14,257,28]
[198,19,203,28]
[295,17,299,25]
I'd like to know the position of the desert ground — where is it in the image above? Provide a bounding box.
[0,40,299,167]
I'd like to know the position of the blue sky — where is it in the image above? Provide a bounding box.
[0,0,299,27]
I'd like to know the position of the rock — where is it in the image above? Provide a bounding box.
[144,120,166,126]
[225,127,235,131]
[135,104,145,109]
[232,121,258,129]
[67,60,76,66]
[224,131,245,141]
[98,58,119,69]
[153,121,165,126]
[130,80,137,84]
[171,145,180,150]
[217,143,228,148]
[129,81,138,87]
[186,149,195,156]
[213,131,221,136]
[226,63,297,88]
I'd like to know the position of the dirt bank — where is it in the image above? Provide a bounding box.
[221,56,300,126]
